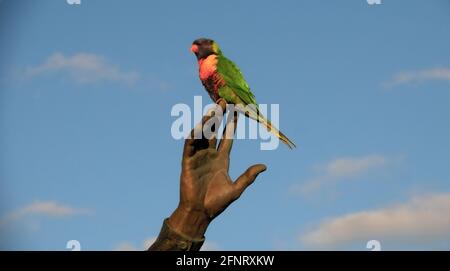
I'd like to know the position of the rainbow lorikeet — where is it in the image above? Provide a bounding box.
[190,38,296,149]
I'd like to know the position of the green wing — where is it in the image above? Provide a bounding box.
[216,54,258,106]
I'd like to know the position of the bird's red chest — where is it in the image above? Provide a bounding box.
[198,55,218,81]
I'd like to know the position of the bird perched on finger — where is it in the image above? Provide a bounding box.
[190,38,296,149]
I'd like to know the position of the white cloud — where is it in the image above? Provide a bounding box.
[290,155,387,195]
[25,52,139,85]
[200,241,220,251]
[113,242,139,251]
[301,192,450,248]
[114,237,157,251]
[324,155,386,177]
[143,237,157,250]
[384,67,450,87]
[0,201,91,228]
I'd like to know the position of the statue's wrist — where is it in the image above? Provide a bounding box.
[168,206,210,240]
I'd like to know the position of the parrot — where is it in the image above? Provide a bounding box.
[190,38,296,149]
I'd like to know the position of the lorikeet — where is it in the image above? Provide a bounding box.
[190,38,296,149]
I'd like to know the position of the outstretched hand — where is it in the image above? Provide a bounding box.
[167,99,267,239]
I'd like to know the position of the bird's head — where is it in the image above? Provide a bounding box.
[190,38,221,60]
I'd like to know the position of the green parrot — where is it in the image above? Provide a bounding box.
[190,38,296,149]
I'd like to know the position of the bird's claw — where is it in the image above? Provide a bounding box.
[216,98,226,105]
[215,98,227,110]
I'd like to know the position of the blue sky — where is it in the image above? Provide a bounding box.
[1,0,450,250]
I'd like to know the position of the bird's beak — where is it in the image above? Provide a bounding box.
[190,44,199,53]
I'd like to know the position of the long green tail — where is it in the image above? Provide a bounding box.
[235,104,296,149]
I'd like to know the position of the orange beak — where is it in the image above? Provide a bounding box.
[190,44,199,53]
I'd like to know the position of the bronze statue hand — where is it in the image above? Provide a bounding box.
[167,99,267,240]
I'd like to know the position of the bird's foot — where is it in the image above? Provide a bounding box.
[215,98,227,112]
[216,98,227,106]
